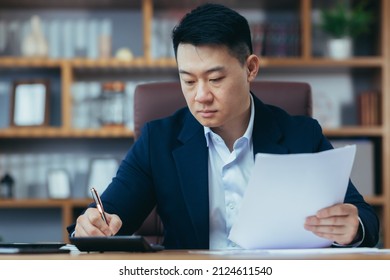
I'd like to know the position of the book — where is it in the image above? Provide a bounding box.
[358,90,381,126]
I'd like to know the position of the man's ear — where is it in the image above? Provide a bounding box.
[246,54,260,82]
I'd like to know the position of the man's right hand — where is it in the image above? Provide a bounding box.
[74,208,122,237]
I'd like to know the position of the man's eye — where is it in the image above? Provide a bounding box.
[210,77,223,83]
[184,80,195,85]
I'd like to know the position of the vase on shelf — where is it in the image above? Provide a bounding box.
[326,37,352,59]
[21,15,48,57]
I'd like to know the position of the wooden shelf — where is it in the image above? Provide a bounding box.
[365,196,386,206]
[0,126,381,139]
[0,127,134,138]
[0,198,92,242]
[0,57,63,68]
[0,57,384,69]
[323,127,384,137]
[0,0,141,9]
[261,57,384,68]
[0,198,92,208]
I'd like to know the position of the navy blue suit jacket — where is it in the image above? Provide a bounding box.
[70,94,379,249]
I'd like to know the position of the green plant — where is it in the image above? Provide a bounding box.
[320,0,373,38]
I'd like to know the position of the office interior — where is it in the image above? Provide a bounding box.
[0,0,389,249]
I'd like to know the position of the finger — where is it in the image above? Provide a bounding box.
[89,212,113,236]
[77,209,111,236]
[309,230,354,245]
[312,232,351,245]
[106,214,123,235]
[74,222,90,237]
[305,215,350,226]
[304,224,347,243]
[304,224,346,235]
[316,203,357,218]
[304,221,358,245]
[75,215,105,237]
[75,220,100,237]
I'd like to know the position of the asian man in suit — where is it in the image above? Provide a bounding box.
[69,3,379,249]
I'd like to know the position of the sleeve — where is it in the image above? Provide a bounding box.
[100,123,157,235]
[66,123,157,237]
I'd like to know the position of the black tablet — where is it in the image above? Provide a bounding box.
[0,242,70,254]
[0,242,66,249]
[70,235,164,252]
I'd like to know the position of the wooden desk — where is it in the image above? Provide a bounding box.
[1,249,390,260]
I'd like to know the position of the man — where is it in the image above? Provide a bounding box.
[69,3,379,249]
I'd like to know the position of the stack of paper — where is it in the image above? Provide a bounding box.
[229,145,356,249]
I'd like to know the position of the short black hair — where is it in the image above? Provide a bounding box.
[172,3,253,65]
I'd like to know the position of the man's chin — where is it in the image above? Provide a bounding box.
[198,120,216,128]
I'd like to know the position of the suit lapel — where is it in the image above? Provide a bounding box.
[172,112,209,248]
[252,94,289,156]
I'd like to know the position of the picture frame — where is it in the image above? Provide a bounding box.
[87,157,119,198]
[47,169,71,199]
[10,80,50,127]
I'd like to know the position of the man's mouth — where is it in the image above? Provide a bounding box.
[198,110,217,118]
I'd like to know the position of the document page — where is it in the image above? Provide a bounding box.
[229,145,356,249]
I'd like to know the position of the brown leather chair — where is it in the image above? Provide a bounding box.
[133,80,312,244]
[134,81,312,139]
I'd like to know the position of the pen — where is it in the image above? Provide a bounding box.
[90,187,109,225]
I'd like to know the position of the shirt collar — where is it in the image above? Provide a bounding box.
[204,94,255,147]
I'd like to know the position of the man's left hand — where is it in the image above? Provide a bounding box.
[304,203,360,245]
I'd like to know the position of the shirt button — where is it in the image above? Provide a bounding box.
[229,203,235,210]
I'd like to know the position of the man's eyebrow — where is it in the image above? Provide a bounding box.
[178,69,192,75]
[179,66,226,76]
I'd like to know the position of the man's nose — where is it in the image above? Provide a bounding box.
[195,82,211,102]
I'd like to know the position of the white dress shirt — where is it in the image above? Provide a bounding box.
[206,95,255,250]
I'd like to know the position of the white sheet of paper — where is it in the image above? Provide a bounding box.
[228,145,356,249]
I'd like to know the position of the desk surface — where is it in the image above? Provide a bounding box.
[1,249,390,260]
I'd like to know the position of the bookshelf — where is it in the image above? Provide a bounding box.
[0,198,92,242]
[0,0,389,247]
